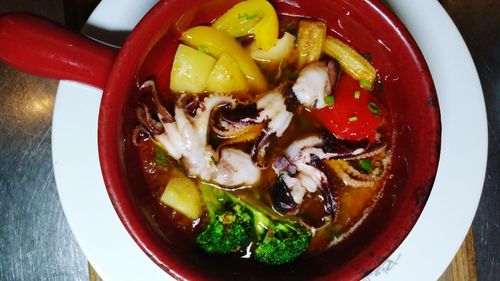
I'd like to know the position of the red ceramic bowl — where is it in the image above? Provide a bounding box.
[0,0,440,280]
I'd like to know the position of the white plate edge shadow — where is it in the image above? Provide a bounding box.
[51,0,487,281]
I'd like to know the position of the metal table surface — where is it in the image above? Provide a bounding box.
[0,0,498,280]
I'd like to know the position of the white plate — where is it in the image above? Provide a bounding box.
[52,0,487,280]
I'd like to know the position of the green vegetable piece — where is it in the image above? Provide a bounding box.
[324,95,335,107]
[368,102,381,116]
[359,79,374,91]
[238,13,259,21]
[210,155,218,165]
[155,146,168,165]
[197,45,209,54]
[362,52,373,62]
[254,223,311,265]
[195,183,312,264]
[359,159,373,172]
[348,116,359,123]
[354,90,361,99]
[196,184,254,254]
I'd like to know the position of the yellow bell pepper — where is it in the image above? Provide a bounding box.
[181,26,267,93]
[211,0,279,51]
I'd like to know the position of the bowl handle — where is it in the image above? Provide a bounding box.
[0,13,118,89]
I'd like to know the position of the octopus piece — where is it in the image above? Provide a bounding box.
[271,136,341,210]
[136,80,261,187]
[213,148,261,187]
[251,86,295,166]
[292,60,340,110]
[252,61,340,165]
[134,59,341,183]
[211,103,262,139]
[209,84,296,167]
[328,145,389,188]
[132,81,170,145]
[270,134,388,216]
[212,60,340,167]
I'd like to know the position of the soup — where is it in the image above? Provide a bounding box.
[126,0,392,267]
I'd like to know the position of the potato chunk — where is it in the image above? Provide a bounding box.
[160,176,202,220]
[181,26,267,92]
[207,53,249,94]
[170,44,216,94]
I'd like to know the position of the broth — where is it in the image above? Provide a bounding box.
[125,13,393,265]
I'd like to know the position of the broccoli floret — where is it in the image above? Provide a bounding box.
[196,183,312,265]
[253,222,311,265]
[196,184,254,254]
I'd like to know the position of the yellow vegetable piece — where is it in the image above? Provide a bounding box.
[181,26,267,93]
[296,20,327,69]
[211,0,278,50]
[324,36,376,86]
[170,44,216,94]
[247,32,296,64]
[207,53,249,94]
[160,176,202,220]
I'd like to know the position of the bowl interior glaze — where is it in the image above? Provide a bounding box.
[98,0,440,280]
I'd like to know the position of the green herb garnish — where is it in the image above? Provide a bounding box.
[362,52,373,62]
[210,155,218,165]
[359,159,373,172]
[368,102,381,116]
[197,45,209,54]
[348,116,358,123]
[238,13,258,21]
[359,79,374,91]
[155,147,168,165]
[354,91,361,99]
[324,95,335,107]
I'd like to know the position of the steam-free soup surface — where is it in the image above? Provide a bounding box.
[126,7,392,266]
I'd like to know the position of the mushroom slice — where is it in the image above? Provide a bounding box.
[270,175,300,215]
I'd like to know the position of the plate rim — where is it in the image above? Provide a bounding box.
[51,0,487,280]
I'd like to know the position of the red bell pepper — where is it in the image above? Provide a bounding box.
[314,74,384,141]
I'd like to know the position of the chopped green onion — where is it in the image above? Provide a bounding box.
[359,79,374,91]
[359,159,373,171]
[155,147,168,165]
[238,13,258,21]
[197,45,209,54]
[348,116,358,123]
[210,155,218,164]
[362,52,373,62]
[368,102,381,116]
[354,91,361,99]
[324,95,335,107]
